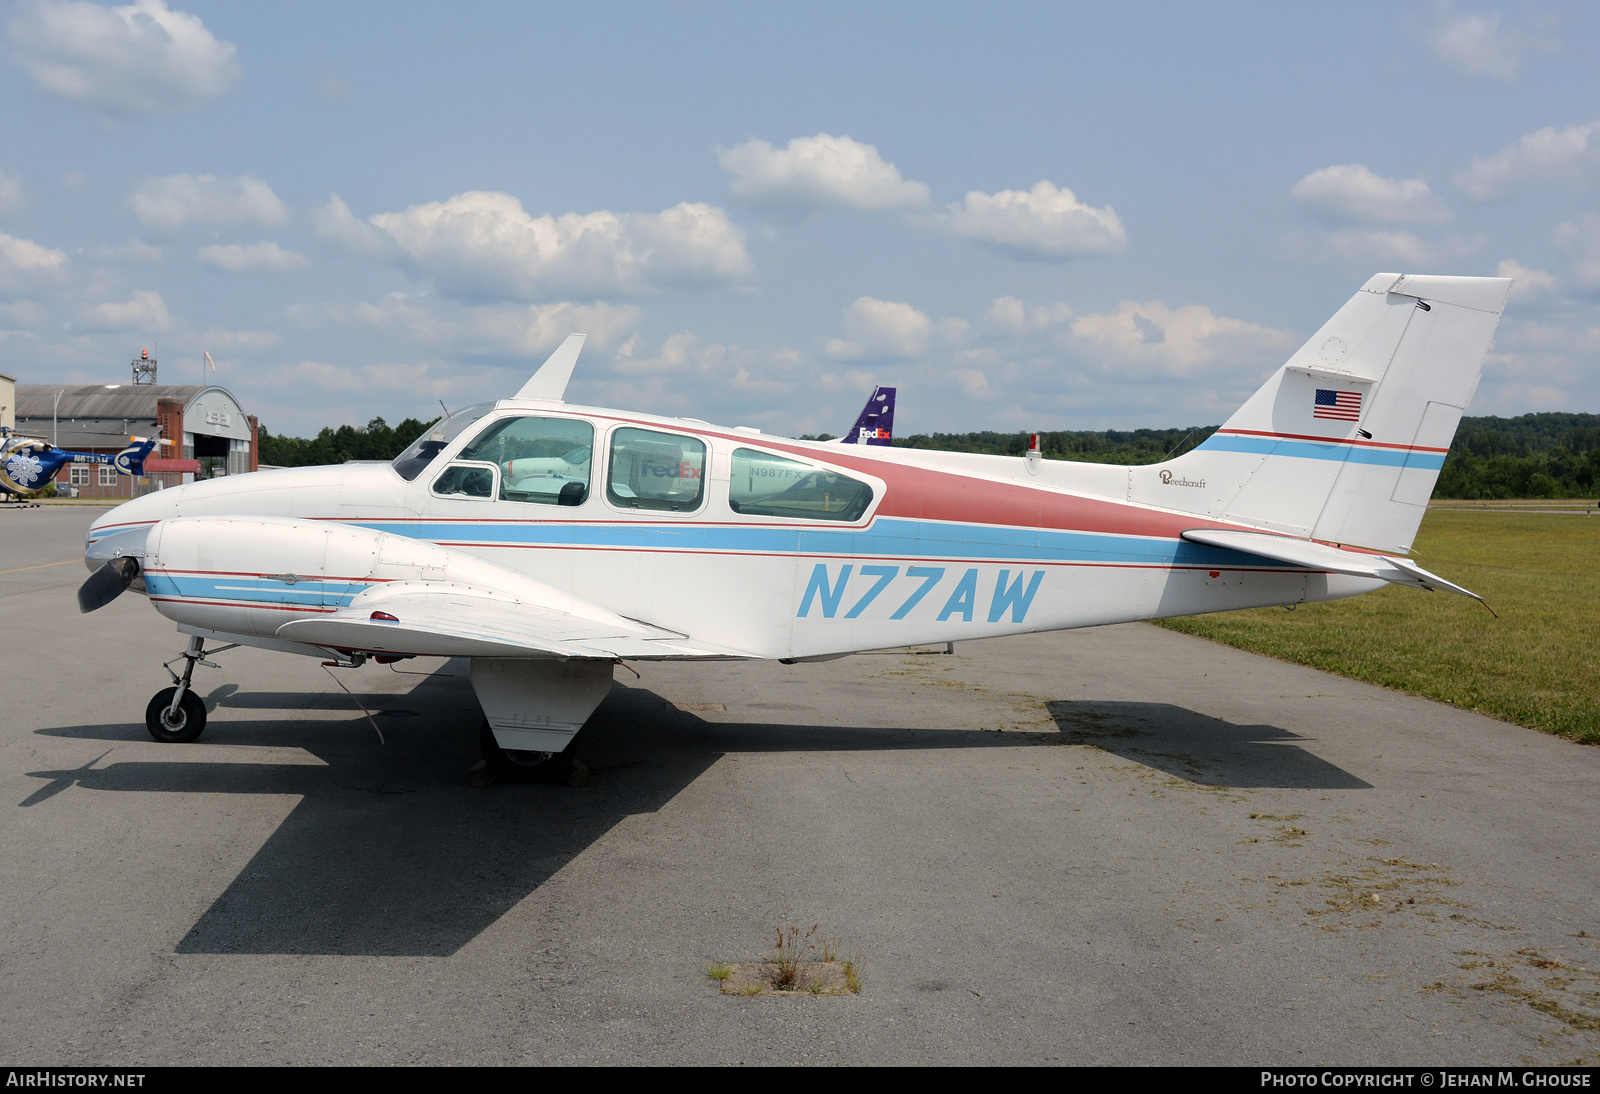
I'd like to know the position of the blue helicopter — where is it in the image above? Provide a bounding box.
[0,426,163,497]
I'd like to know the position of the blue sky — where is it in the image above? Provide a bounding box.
[2,0,1597,438]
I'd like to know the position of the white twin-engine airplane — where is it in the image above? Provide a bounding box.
[80,273,1509,780]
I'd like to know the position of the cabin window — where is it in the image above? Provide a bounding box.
[457,416,593,507]
[606,427,706,512]
[728,449,874,521]
[391,402,496,482]
[430,461,498,500]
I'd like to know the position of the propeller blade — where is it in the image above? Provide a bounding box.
[77,556,140,614]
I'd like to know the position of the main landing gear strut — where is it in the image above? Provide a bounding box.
[145,635,235,743]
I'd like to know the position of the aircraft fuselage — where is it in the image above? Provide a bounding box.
[85,400,1375,663]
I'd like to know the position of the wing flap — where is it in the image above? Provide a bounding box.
[1181,528,1486,603]
[275,584,749,660]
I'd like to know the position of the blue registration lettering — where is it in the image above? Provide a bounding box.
[797,563,853,618]
[936,569,979,622]
[988,570,1045,623]
[844,565,898,619]
[890,566,945,619]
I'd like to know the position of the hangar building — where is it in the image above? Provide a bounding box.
[15,383,258,499]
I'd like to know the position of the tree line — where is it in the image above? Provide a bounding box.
[262,412,1599,499]
[258,416,438,468]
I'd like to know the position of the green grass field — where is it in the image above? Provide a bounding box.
[1157,509,1600,744]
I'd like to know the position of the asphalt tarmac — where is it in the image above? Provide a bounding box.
[3,504,1597,1065]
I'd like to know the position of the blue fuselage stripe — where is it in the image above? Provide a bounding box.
[347,517,1293,569]
[1195,434,1446,470]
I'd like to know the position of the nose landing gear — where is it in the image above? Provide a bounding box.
[145,635,236,743]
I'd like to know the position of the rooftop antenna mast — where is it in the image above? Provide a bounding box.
[131,348,156,385]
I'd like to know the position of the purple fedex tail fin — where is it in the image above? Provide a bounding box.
[840,386,896,446]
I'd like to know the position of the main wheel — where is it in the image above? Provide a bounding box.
[146,687,207,743]
[479,719,576,784]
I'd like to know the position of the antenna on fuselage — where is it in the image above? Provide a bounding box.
[515,333,586,402]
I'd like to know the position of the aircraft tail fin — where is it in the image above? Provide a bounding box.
[1128,273,1511,554]
[840,386,896,445]
[516,334,587,401]
[114,434,161,476]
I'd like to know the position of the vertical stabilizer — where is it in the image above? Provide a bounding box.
[840,386,896,445]
[515,334,587,401]
[1127,273,1510,553]
[114,434,161,476]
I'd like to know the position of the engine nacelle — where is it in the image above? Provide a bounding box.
[140,515,615,641]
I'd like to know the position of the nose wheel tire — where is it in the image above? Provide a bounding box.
[146,687,207,743]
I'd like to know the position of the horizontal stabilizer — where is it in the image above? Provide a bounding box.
[275,583,748,660]
[1181,528,1485,604]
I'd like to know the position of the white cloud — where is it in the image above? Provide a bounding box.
[195,327,279,352]
[7,0,240,116]
[1495,258,1556,302]
[983,296,1074,335]
[716,133,933,211]
[919,181,1127,261]
[1325,229,1439,265]
[91,238,162,262]
[1291,164,1450,224]
[313,194,398,257]
[1409,1,1558,82]
[1273,228,1483,266]
[1453,120,1600,201]
[260,360,462,398]
[1553,214,1600,289]
[128,174,291,233]
[825,296,934,360]
[0,300,46,326]
[0,171,22,217]
[320,191,751,300]
[292,292,641,359]
[197,240,307,273]
[80,289,172,332]
[1068,300,1295,377]
[0,230,68,292]
[579,332,807,422]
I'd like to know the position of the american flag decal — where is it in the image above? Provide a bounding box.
[1314,388,1362,421]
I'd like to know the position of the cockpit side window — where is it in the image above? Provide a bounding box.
[606,427,706,512]
[430,461,498,500]
[728,448,874,521]
[391,402,496,482]
[458,416,594,506]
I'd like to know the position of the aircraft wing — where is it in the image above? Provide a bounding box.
[275,585,750,660]
[1180,528,1485,602]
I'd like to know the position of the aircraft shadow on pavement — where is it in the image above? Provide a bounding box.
[1045,700,1372,790]
[22,679,1037,958]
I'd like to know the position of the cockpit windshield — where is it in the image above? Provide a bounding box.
[390,402,496,481]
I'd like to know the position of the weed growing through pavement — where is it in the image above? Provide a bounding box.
[842,951,862,993]
[773,923,819,988]
[712,924,861,996]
